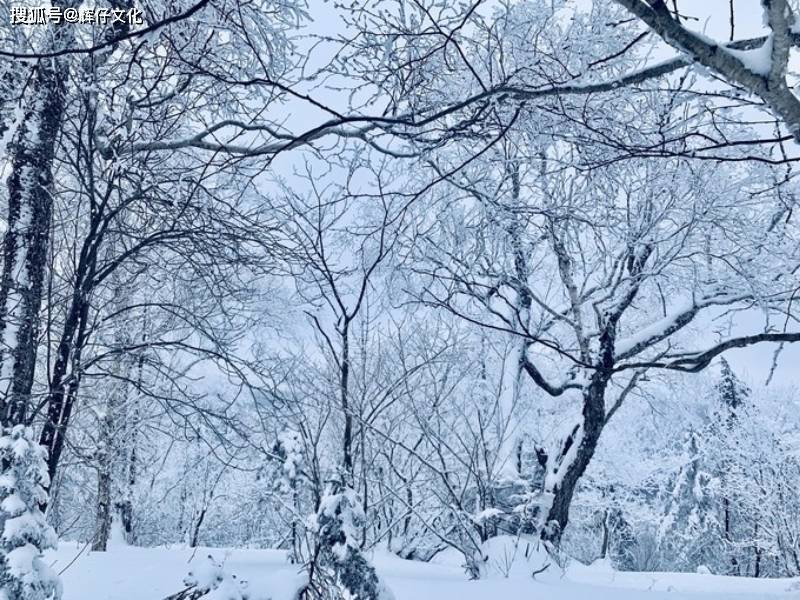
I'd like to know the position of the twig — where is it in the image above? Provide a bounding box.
[58,542,91,576]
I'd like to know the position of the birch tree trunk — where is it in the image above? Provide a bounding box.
[494,164,530,483]
[92,370,128,551]
[0,22,72,426]
[92,276,133,551]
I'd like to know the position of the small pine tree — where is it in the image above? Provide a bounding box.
[306,486,394,600]
[273,429,305,563]
[712,358,751,574]
[715,358,750,418]
[0,426,60,600]
[659,429,719,569]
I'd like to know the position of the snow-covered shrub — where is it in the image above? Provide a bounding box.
[274,430,304,492]
[181,555,249,600]
[304,487,394,600]
[271,429,306,563]
[0,426,61,600]
[657,429,722,570]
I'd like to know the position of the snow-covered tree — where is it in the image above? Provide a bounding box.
[658,429,720,570]
[0,427,60,600]
[305,487,394,600]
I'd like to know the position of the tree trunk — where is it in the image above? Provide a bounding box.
[93,460,112,552]
[92,281,131,551]
[723,496,739,574]
[40,279,93,483]
[495,162,530,482]
[190,509,207,549]
[753,521,762,577]
[600,510,610,560]
[541,373,609,546]
[0,42,70,427]
[341,324,353,479]
[92,370,127,551]
[37,0,134,483]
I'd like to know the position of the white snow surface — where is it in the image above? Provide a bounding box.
[48,540,800,600]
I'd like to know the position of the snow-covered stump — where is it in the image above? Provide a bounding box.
[302,487,393,600]
[0,426,60,600]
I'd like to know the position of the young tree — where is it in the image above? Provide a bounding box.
[0,427,60,600]
[271,162,406,599]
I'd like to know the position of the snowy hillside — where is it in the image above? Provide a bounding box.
[53,541,800,600]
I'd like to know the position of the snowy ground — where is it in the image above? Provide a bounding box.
[49,541,800,600]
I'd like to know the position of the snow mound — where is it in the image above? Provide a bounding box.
[478,535,556,580]
[184,555,251,600]
[585,557,615,573]
[427,546,464,568]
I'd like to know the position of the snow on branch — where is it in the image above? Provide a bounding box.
[618,331,800,373]
[613,0,800,139]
